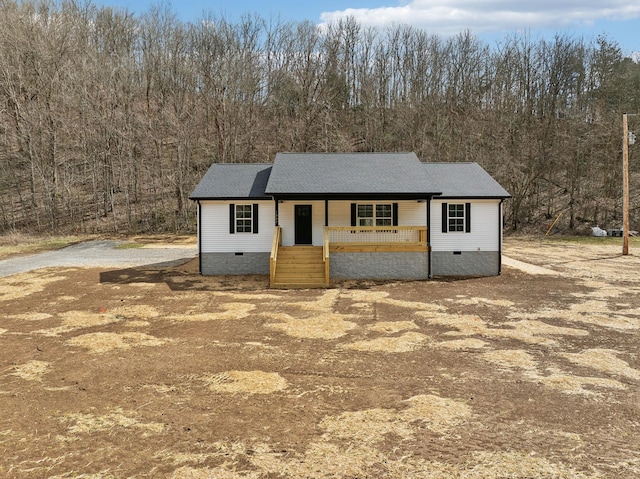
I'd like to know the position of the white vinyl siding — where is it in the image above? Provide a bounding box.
[430,199,501,251]
[279,201,326,246]
[199,200,274,253]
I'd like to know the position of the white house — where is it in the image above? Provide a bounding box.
[190,152,510,287]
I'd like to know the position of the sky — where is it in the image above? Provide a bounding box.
[99,0,640,57]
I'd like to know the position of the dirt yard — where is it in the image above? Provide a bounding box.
[1,238,639,478]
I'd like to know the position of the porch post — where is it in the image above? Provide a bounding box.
[198,201,202,274]
[324,199,329,226]
[498,199,504,275]
[274,197,279,226]
[427,197,432,279]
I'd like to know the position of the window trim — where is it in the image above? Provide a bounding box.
[442,202,471,233]
[448,203,465,232]
[235,204,253,233]
[230,203,259,234]
[356,203,394,227]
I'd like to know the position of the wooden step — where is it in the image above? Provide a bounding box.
[272,246,327,288]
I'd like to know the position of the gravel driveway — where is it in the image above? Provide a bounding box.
[0,240,197,278]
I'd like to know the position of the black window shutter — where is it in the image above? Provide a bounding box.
[465,203,471,233]
[229,204,235,234]
[392,203,399,226]
[351,203,357,227]
[253,204,259,234]
[441,203,448,233]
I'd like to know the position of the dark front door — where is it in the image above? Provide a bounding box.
[294,205,313,244]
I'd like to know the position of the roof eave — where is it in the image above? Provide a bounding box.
[268,192,442,200]
[189,196,273,201]
[436,195,511,200]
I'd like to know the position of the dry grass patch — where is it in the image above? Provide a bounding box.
[530,367,627,395]
[108,304,160,319]
[481,350,630,396]
[383,297,447,312]
[171,466,261,479]
[290,289,340,311]
[448,296,515,307]
[265,312,357,339]
[200,370,288,394]
[0,270,68,301]
[66,332,168,353]
[510,302,640,331]
[125,320,151,328]
[7,312,52,321]
[482,349,538,371]
[155,449,221,466]
[34,310,123,337]
[419,312,488,336]
[168,303,255,322]
[0,234,87,259]
[340,290,390,303]
[321,393,472,444]
[453,450,602,479]
[142,384,179,394]
[344,332,430,353]
[211,291,282,301]
[322,407,413,442]
[49,470,117,479]
[129,282,165,289]
[436,338,488,350]
[489,319,589,346]
[61,407,166,436]
[11,360,51,381]
[254,441,383,479]
[367,320,419,334]
[560,349,640,380]
[402,394,473,432]
[420,312,589,347]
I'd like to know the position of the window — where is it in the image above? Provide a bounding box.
[235,204,253,233]
[441,202,471,233]
[448,203,465,232]
[357,203,393,226]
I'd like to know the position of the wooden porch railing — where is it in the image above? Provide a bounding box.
[269,226,282,285]
[326,226,427,245]
[323,227,330,285]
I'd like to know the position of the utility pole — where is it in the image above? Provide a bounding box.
[623,113,629,255]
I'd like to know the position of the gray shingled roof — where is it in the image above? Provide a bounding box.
[265,152,436,195]
[189,164,272,199]
[190,155,510,200]
[426,163,511,198]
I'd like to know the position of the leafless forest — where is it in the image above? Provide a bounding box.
[1,0,639,235]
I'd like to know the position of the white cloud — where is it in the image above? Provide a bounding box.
[319,1,640,35]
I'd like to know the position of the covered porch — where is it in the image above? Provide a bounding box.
[270,225,428,288]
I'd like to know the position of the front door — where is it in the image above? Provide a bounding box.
[294,205,313,244]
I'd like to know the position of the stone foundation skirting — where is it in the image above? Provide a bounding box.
[431,251,500,277]
[200,252,270,275]
[330,252,429,280]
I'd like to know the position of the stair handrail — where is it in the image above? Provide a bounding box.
[323,227,330,285]
[270,226,282,285]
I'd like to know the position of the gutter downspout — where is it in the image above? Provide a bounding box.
[498,199,504,275]
[427,196,432,279]
[198,201,202,274]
